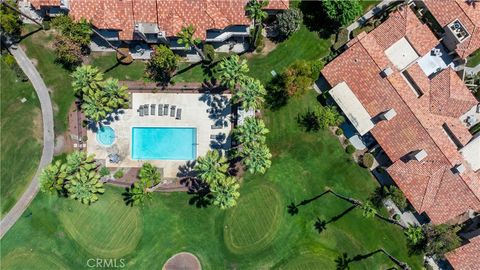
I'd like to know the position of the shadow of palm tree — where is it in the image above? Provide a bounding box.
[297,110,320,132]
[287,190,330,215]
[188,187,213,208]
[19,26,42,41]
[335,253,351,270]
[314,205,356,234]
[122,186,135,206]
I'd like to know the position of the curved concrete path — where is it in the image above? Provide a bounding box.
[0,46,54,238]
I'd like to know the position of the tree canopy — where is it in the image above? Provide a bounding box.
[0,0,22,35]
[194,150,229,187]
[146,45,178,82]
[177,24,205,60]
[210,176,240,209]
[276,8,303,38]
[215,55,249,90]
[234,77,266,111]
[321,0,363,26]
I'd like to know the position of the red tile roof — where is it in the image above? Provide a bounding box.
[423,0,480,58]
[322,6,480,225]
[30,0,60,9]
[445,235,480,270]
[38,0,288,40]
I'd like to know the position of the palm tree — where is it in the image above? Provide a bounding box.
[214,55,249,90]
[194,150,229,186]
[39,160,68,194]
[241,142,272,174]
[81,101,107,123]
[65,150,97,174]
[138,162,161,189]
[210,176,240,209]
[245,0,268,48]
[379,248,411,270]
[234,77,266,110]
[233,116,269,145]
[71,65,103,96]
[177,24,205,61]
[326,189,362,206]
[404,225,425,245]
[100,78,129,110]
[125,181,152,206]
[65,170,105,204]
[361,201,377,218]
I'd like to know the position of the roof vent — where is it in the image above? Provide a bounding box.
[380,108,397,121]
[410,149,427,161]
[380,67,393,78]
[453,164,465,174]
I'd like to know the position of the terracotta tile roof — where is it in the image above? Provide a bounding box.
[322,6,480,225]
[30,0,60,9]
[423,0,480,58]
[43,0,288,40]
[445,235,480,270]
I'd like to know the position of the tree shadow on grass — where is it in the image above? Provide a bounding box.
[265,75,289,110]
[335,250,381,270]
[287,190,330,216]
[298,1,339,39]
[314,205,357,233]
[19,27,42,42]
[297,109,320,132]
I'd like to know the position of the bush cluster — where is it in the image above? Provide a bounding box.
[3,54,28,82]
[345,144,356,154]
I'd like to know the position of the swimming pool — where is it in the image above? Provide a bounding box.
[96,126,116,146]
[131,127,197,160]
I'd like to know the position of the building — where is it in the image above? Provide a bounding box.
[445,235,480,270]
[322,5,480,226]
[417,0,479,59]
[27,0,289,57]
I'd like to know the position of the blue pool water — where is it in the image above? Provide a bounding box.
[96,126,115,146]
[131,127,197,160]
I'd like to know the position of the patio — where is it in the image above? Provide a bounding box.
[86,92,232,178]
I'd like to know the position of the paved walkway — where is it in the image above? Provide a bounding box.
[347,0,400,37]
[0,46,54,239]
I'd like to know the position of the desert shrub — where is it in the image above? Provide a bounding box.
[346,144,356,154]
[335,128,344,136]
[99,167,111,177]
[361,153,374,168]
[276,8,302,38]
[332,28,349,51]
[113,169,124,179]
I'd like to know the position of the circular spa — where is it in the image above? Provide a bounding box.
[96,126,116,147]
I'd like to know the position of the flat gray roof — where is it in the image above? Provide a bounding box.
[329,82,374,136]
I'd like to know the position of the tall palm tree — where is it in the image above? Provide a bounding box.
[177,24,205,61]
[327,189,362,206]
[233,116,269,145]
[65,170,105,204]
[81,101,107,123]
[1,0,43,28]
[39,160,68,194]
[71,65,104,96]
[125,181,152,206]
[241,142,272,174]
[210,176,240,209]
[404,225,425,245]
[234,77,266,110]
[100,78,129,110]
[214,55,249,90]
[379,248,411,270]
[194,150,228,186]
[245,0,269,48]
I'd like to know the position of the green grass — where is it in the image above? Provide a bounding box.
[89,52,147,81]
[20,26,75,134]
[0,57,42,217]
[360,0,381,12]
[467,49,480,68]
[1,92,423,269]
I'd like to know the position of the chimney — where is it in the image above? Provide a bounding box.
[410,149,427,161]
[380,109,397,121]
[453,164,465,174]
[380,67,393,78]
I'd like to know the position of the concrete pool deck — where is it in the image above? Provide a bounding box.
[87,92,232,178]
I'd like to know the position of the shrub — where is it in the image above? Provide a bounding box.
[332,28,349,51]
[282,60,322,96]
[53,35,82,68]
[51,15,92,46]
[99,167,110,177]
[321,0,363,26]
[3,54,15,66]
[3,54,28,81]
[393,213,401,221]
[346,144,356,154]
[254,26,265,53]
[146,45,178,82]
[276,8,302,38]
[361,153,374,168]
[388,186,408,210]
[335,128,344,136]
[113,169,124,179]
[203,44,216,63]
[42,20,51,30]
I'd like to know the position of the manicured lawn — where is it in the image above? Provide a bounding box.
[360,0,381,12]
[20,26,75,134]
[467,49,480,68]
[89,52,147,81]
[1,92,423,269]
[0,58,42,217]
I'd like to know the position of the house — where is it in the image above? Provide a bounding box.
[322,5,480,226]
[445,235,480,270]
[416,0,479,59]
[27,0,289,56]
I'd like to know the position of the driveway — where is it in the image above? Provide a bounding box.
[0,46,54,238]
